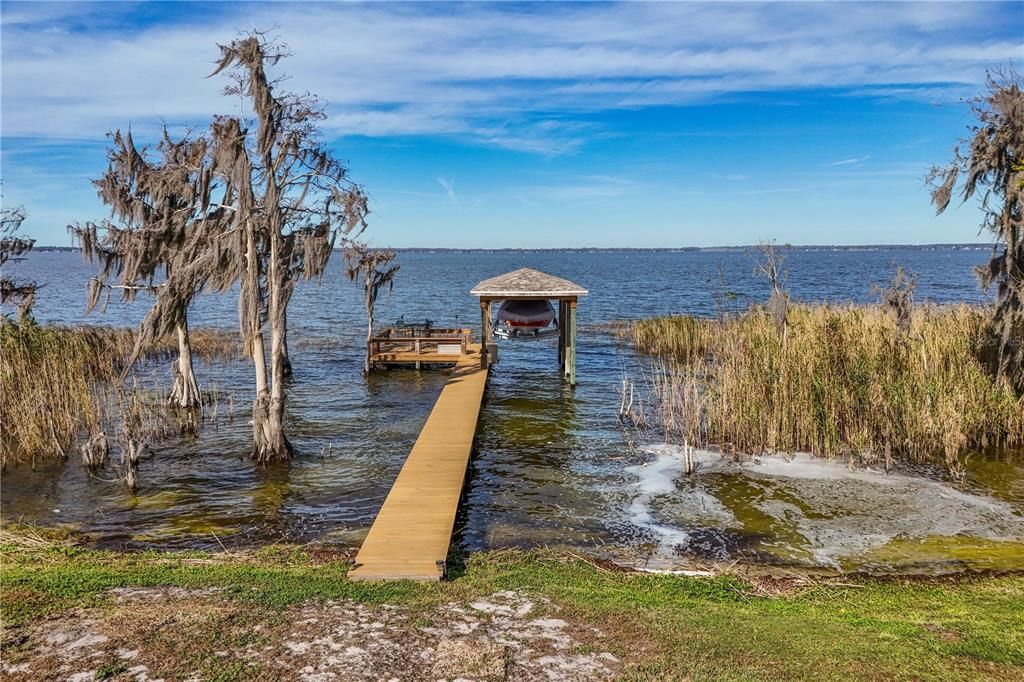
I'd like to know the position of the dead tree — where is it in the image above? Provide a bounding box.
[69,130,219,409]
[754,241,790,337]
[929,67,1023,393]
[1,206,38,322]
[873,264,917,337]
[345,245,399,374]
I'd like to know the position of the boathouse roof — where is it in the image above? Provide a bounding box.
[470,268,588,299]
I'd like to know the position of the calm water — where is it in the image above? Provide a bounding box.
[4,247,1023,574]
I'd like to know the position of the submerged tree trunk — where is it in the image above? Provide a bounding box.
[280,308,293,379]
[250,329,280,463]
[241,211,283,463]
[253,232,293,464]
[121,437,143,492]
[169,316,201,409]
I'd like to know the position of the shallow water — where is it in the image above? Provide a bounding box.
[3,247,1022,573]
[624,446,1024,573]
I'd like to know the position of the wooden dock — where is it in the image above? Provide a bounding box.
[349,344,489,581]
[367,327,473,370]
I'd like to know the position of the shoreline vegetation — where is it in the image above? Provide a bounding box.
[4,301,1023,474]
[0,322,240,467]
[1,526,1023,681]
[621,304,1024,476]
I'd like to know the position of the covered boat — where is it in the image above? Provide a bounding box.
[495,299,556,338]
[497,299,555,329]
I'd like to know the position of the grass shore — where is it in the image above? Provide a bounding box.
[2,528,1022,681]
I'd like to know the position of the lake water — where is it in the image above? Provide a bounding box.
[3,247,1023,574]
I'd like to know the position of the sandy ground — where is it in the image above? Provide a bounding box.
[1,587,621,681]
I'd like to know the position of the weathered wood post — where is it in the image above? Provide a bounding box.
[557,299,566,372]
[569,298,577,386]
[480,299,491,368]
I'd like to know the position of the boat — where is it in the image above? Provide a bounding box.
[494,299,557,339]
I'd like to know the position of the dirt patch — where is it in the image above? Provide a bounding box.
[267,589,618,681]
[1,588,620,681]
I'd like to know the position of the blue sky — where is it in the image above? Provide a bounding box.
[1,1,1021,248]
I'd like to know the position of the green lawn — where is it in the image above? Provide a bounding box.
[2,529,1022,681]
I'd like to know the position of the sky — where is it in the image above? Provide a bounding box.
[1,1,1022,248]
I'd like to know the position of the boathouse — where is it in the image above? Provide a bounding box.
[471,267,588,385]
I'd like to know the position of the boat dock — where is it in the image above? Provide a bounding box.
[349,344,489,581]
[350,268,586,581]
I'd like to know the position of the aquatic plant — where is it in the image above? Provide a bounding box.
[626,305,1024,472]
[0,323,238,466]
[1,323,128,464]
[928,67,1023,393]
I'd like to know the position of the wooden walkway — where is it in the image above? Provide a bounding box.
[349,345,488,581]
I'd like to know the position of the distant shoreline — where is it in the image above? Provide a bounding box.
[32,243,995,253]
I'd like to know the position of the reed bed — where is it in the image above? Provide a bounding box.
[625,305,1024,471]
[142,327,241,361]
[0,322,240,465]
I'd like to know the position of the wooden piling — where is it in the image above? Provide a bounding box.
[569,299,577,386]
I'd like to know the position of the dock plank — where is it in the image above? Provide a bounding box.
[349,345,488,581]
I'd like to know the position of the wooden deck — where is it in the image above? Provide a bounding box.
[368,327,473,369]
[349,344,488,581]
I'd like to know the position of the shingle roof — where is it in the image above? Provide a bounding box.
[470,268,588,298]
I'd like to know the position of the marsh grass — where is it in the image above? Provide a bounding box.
[0,322,240,465]
[626,305,1024,471]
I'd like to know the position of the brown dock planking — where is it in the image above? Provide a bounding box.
[349,344,489,581]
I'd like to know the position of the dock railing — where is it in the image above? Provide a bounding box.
[369,327,473,366]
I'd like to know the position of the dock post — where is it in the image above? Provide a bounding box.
[561,299,569,372]
[480,300,491,368]
[569,299,577,386]
[562,299,573,383]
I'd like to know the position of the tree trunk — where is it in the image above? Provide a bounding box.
[242,213,280,463]
[280,306,293,379]
[121,437,143,492]
[253,233,293,464]
[169,316,201,409]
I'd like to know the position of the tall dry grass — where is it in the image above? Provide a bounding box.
[625,305,1024,471]
[0,322,239,465]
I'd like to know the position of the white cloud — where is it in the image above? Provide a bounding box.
[827,155,872,166]
[0,1,1019,153]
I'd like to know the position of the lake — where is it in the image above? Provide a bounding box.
[3,246,1023,574]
